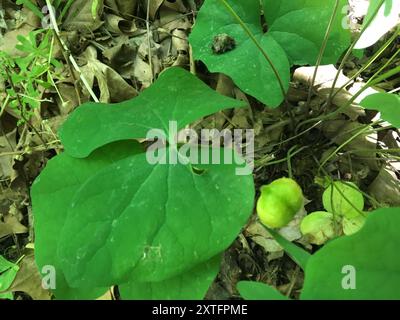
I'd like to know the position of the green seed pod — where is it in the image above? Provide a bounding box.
[342,215,366,235]
[322,181,364,219]
[257,178,303,228]
[300,211,336,245]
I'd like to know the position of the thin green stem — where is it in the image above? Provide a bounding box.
[327,0,386,105]
[296,58,400,134]
[218,0,287,102]
[319,120,381,170]
[317,162,366,218]
[305,0,340,108]
[330,28,400,102]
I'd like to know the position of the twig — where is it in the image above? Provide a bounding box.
[286,265,300,298]
[146,0,154,83]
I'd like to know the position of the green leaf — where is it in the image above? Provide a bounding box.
[189,0,290,107]
[360,92,400,128]
[119,255,221,300]
[301,207,400,299]
[322,181,364,219]
[237,281,289,300]
[33,65,255,298]
[266,227,311,270]
[342,215,366,236]
[300,211,336,245]
[60,67,246,158]
[0,256,19,293]
[189,0,350,107]
[0,292,13,300]
[264,0,350,65]
[16,0,44,18]
[31,140,143,299]
[57,146,255,287]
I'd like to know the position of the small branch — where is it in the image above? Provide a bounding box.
[146,0,154,83]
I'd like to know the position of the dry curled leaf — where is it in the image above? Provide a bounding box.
[80,46,138,102]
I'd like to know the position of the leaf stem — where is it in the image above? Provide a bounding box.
[327,0,386,106]
[305,0,341,109]
[218,0,288,104]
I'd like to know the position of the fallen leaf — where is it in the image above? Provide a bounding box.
[80,46,138,102]
[0,128,16,179]
[63,0,104,32]
[368,166,400,206]
[5,251,51,300]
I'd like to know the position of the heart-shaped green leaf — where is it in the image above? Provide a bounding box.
[57,147,254,287]
[264,0,350,65]
[189,0,350,107]
[301,207,400,299]
[189,0,290,107]
[237,281,289,300]
[119,255,221,300]
[60,67,246,158]
[360,92,400,128]
[31,140,143,299]
[32,66,255,297]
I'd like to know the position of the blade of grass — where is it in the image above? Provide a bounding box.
[263,226,311,271]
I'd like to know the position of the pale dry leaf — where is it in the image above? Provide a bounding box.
[147,0,164,19]
[105,14,138,35]
[0,128,17,179]
[293,65,366,120]
[6,252,51,300]
[246,221,282,253]
[0,7,40,57]
[105,0,138,18]
[1,215,28,237]
[158,7,191,32]
[368,166,400,206]
[63,0,104,32]
[80,46,138,102]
